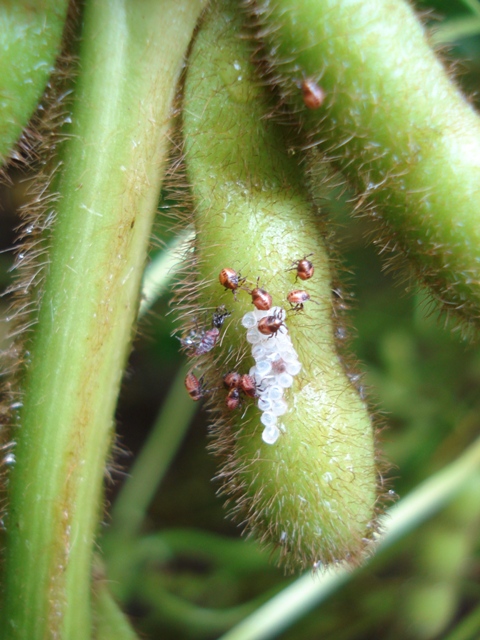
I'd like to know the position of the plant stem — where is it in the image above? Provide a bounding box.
[104,365,198,597]
[2,1,205,638]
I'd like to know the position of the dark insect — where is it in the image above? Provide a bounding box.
[239,374,257,398]
[212,304,231,328]
[288,254,314,281]
[223,371,242,389]
[287,289,311,311]
[258,309,286,337]
[226,387,241,411]
[219,268,246,298]
[184,372,204,401]
[301,78,325,110]
[250,286,272,311]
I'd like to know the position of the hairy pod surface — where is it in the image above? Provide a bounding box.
[182,1,379,571]
[0,1,69,165]
[245,0,480,333]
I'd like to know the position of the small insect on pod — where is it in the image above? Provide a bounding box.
[219,268,245,298]
[226,387,241,411]
[287,289,311,311]
[301,78,325,110]
[184,372,204,401]
[223,371,242,389]
[289,254,314,281]
[194,327,220,355]
[250,286,273,311]
[239,374,257,398]
[212,304,231,328]
[257,308,286,337]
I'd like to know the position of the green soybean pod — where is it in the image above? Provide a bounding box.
[182,0,380,571]
[245,0,480,333]
[0,1,69,164]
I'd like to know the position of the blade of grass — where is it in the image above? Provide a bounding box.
[103,365,198,597]
[430,17,480,44]
[139,226,195,318]
[460,0,480,17]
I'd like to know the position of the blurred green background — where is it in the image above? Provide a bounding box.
[2,1,480,638]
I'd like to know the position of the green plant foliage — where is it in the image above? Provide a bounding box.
[0,0,479,639]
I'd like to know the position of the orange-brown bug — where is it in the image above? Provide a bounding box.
[239,374,257,398]
[301,78,325,110]
[250,287,272,311]
[219,268,246,298]
[226,387,241,411]
[288,254,314,281]
[258,309,286,337]
[223,371,242,389]
[287,289,312,311]
[184,373,204,401]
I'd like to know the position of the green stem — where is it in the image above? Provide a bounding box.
[0,0,69,165]
[2,0,205,638]
[92,557,139,640]
[104,365,198,597]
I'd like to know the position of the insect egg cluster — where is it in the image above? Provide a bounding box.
[241,306,302,445]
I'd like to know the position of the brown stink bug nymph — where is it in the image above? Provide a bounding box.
[258,309,286,337]
[223,371,242,389]
[288,254,314,281]
[287,289,312,311]
[301,78,325,110]
[239,374,257,398]
[219,268,246,298]
[184,372,204,401]
[250,286,273,311]
[226,387,241,411]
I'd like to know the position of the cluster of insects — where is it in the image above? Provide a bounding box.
[182,255,316,444]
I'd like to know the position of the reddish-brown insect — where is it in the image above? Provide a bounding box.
[219,268,246,297]
[223,371,242,389]
[287,289,311,311]
[226,387,241,411]
[288,254,314,281]
[239,374,257,398]
[258,310,286,337]
[301,78,325,110]
[250,287,272,311]
[184,373,203,401]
